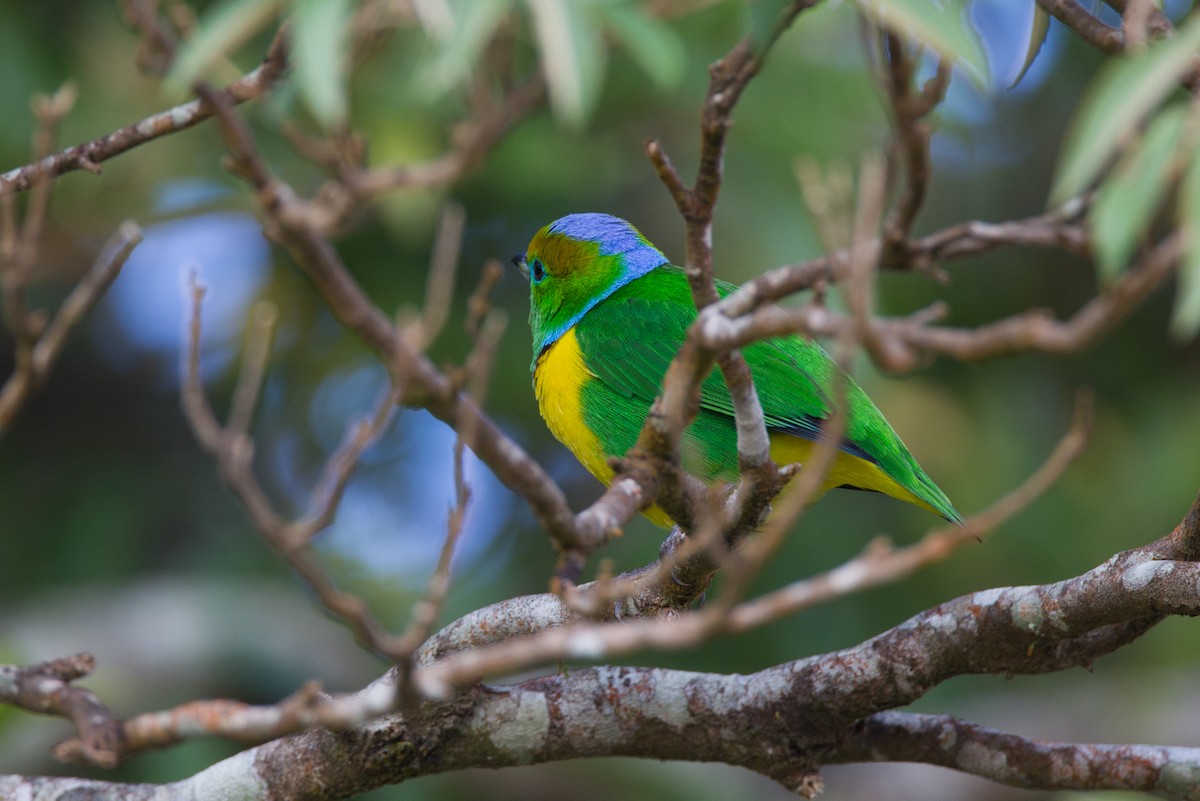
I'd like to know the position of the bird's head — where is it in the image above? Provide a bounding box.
[516,213,668,356]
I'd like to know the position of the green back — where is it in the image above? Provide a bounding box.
[574,267,960,522]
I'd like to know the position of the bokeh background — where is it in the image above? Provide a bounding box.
[1,1,1198,799]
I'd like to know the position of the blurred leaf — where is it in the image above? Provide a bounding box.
[594,1,684,90]
[526,0,606,127]
[293,0,351,129]
[167,0,284,94]
[1090,104,1186,283]
[418,0,514,93]
[1008,4,1049,89]
[745,0,797,53]
[1051,14,1200,205]
[852,0,989,89]
[1173,147,1200,340]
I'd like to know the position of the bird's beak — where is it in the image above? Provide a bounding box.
[512,253,530,280]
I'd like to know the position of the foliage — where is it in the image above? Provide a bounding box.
[1,2,1199,800]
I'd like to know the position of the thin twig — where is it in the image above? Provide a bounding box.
[630,1,822,552]
[0,30,289,193]
[404,203,466,353]
[395,305,508,687]
[182,276,402,658]
[728,392,1093,631]
[1,83,79,401]
[56,674,403,763]
[698,230,1178,373]
[0,653,123,768]
[120,0,181,73]
[226,301,278,438]
[876,28,950,267]
[0,222,142,433]
[193,80,589,559]
[464,259,504,338]
[353,78,546,195]
[1036,0,1124,53]
[284,384,399,548]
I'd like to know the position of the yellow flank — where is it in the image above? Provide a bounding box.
[534,328,676,528]
[535,327,936,527]
[769,433,937,516]
[534,327,614,485]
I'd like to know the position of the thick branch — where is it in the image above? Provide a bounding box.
[833,711,1200,799]
[11,489,1199,794]
[14,496,1200,799]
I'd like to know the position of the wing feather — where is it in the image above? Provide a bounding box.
[567,265,960,522]
[575,267,834,438]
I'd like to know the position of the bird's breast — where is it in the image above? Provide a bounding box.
[533,327,613,484]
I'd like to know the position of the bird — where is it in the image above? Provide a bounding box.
[517,212,960,528]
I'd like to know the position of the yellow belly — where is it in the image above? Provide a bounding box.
[534,328,932,528]
[535,329,677,527]
[534,328,613,484]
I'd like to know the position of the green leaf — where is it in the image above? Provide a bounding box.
[1008,4,1049,89]
[1051,14,1200,205]
[293,0,352,129]
[526,0,606,127]
[1173,146,1200,340]
[418,0,514,93]
[594,1,684,90]
[851,0,989,89]
[167,0,284,93]
[1089,104,1186,284]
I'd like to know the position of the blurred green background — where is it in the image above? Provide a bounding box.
[1,1,1198,799]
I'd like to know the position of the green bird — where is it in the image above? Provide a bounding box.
[518,213,960,528]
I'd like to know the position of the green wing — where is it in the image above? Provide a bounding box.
[574,266,838,484]
[579,267,832,433]
[573,266,961,522]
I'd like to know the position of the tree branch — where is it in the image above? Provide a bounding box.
[833,711,1200,798]
[13,484,1199,800]
[0,30,288,193]
[877,32,950,267]
[630,0,822,558]
[0,653,123,768]
[0,221,142,434]
[1036,0,1124,54]
[701,227,1175,373]
[353,78,546,195]
[182,277,408,662]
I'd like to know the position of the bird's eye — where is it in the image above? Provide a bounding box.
[531,258,546,283]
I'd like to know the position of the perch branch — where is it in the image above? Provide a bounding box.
[21,486,1200,797]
